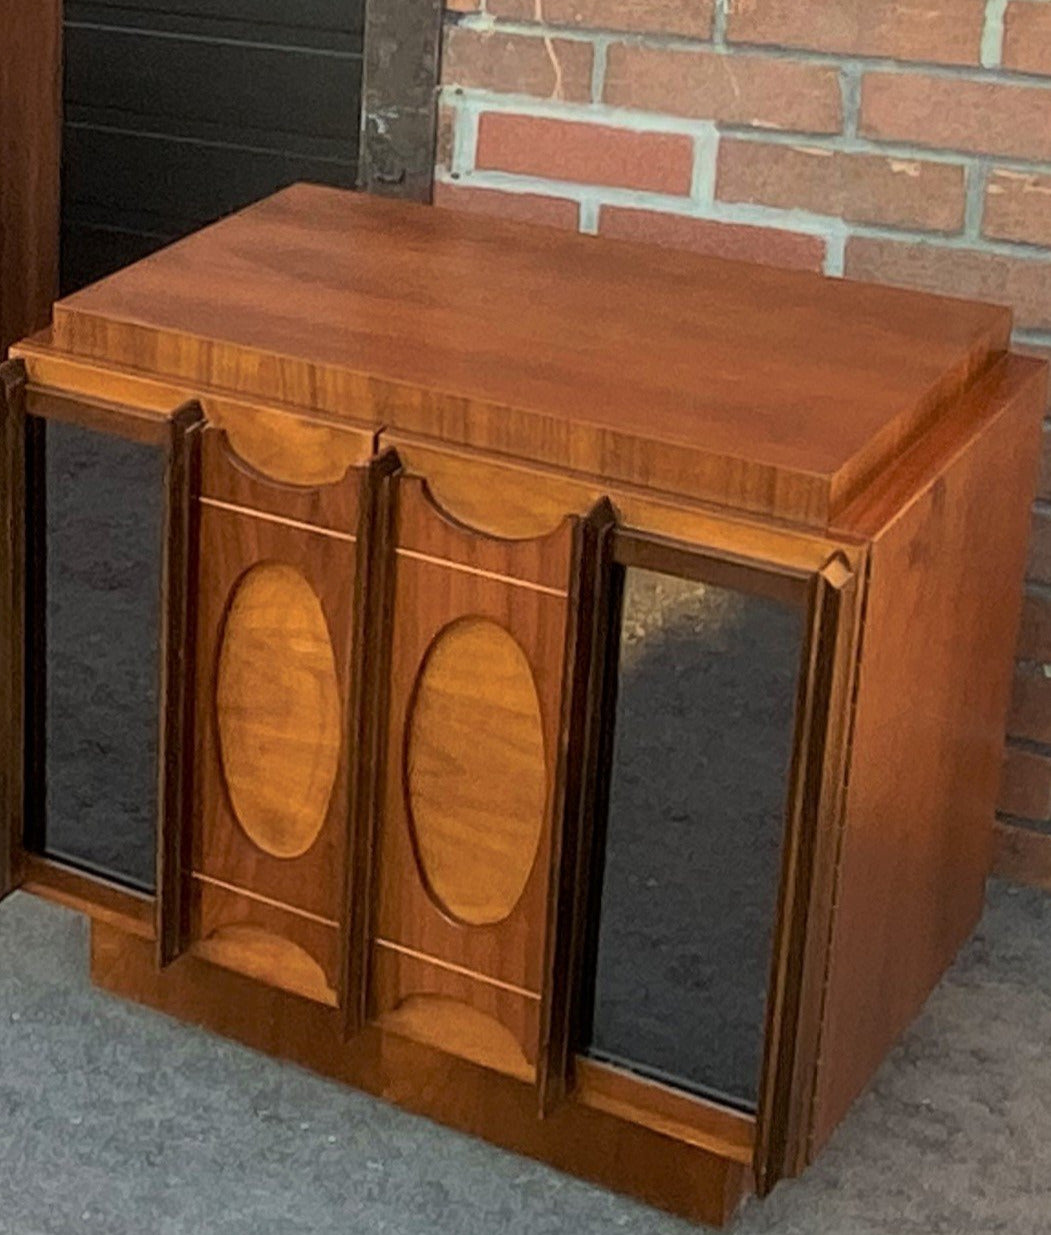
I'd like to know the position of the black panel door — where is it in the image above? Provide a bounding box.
[62,0,365,292]
[583,559,806,1113]
[27,417,166,891]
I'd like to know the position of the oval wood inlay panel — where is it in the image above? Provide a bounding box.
[405,618,547,926]
[217,563,341,859]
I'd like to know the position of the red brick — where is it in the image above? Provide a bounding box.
[598,205,825,271]
[441,26,593,101]
[726,0,985,66]
[487,0,714,38]
[604,44,841,133]
[475,113,694,194]
[1015,341,1051,414]
[985,170,1051,249]
[1018,587,1051,660]
[1003,1,1051,77]
[844,237,1051,332]
[860,72,1051,163]
[1009,668,1051,743]
[999,747,1051,821]
[433,181,580,228]
[716,140,966,232]
[446,0,480,10]
[1030,508,1051,583]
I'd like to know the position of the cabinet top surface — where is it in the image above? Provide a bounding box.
[49,183,1011,524]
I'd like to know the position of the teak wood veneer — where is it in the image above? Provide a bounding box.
[0,0,61,355]
[1,185,1047,1227]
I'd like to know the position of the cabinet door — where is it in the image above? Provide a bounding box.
[189,423,372,1007]
[0,360,200,943]
[584,559,804,1108]
[370,473,587,1081]
[576,530,859,1192]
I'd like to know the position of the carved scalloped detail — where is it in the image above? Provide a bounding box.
[418,465,577,541]
[216,563,341,859]
[405,617,547,927]
[379,995,532,1080]
[195,925,338,1006]
[209,402,368,487]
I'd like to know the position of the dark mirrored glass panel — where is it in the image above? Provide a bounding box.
[585,566,805,1110]
[27,417,165,891]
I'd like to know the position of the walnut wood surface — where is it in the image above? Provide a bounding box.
[385,432,867,569]
[405,617,548,927]
[574,1057,754,1165]
[755,552,861,1189]
[372,475,574,1069]
[0,362,27,899]
[371,943,539,1077]
[538,500,616,1115]
[215,563,342,860]
[10,340,378,486]
[193,880,339,1006]
[813,356,1044,1150]
[49,185,1011,526]
[191,445,364,996]
[92,920,752,1228]
[0,0,60,354]
[342,450,401,1039]
[199,426,368,531]
[7,191,1047,1218]
[194,507,357,916]
[376,991,533,1082]
[156,403,203,967]
[22,854,155,941]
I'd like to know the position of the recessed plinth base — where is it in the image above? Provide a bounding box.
[89,921,752,1228]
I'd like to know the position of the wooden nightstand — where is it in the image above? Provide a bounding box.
[2,185,1045,1226]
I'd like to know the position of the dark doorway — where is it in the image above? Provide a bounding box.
[60,1,366,294]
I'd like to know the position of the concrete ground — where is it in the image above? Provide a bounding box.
[0,881,1049,1235]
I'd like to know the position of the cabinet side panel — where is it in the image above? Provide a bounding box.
[0,1,60,353]
[813,370,1043,1150]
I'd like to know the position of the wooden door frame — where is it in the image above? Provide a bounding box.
[555,523,864,1194]
[0,363,202,945]
[0,363,29,899]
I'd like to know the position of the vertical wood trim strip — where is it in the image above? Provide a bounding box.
[156,402,204,967]
[0,0,60,354]
[538,497,618,1115]
[343,448,403,1038]
[571,549,627,1062]
[20,396,47,859]
[0,362,28,898]
[754,554,857,1194]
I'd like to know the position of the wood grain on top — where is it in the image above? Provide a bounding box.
[50,184,1011,525]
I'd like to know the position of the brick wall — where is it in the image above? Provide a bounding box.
[435,0,1051,839]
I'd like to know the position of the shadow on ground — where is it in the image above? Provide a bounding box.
[0,881,1049,1235]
